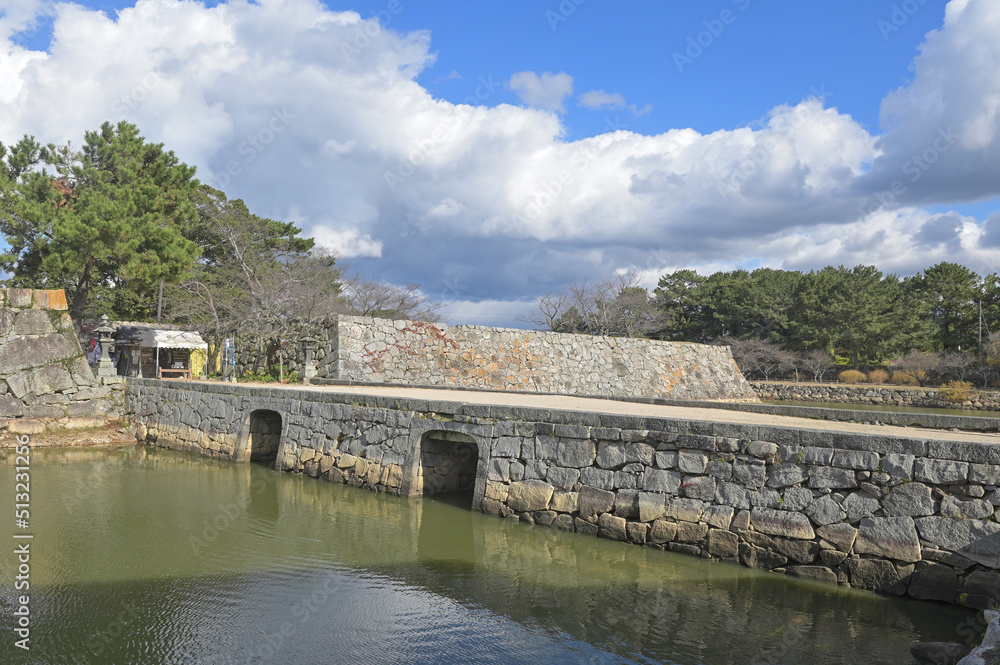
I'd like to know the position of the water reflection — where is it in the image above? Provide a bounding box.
[0,446,978,665]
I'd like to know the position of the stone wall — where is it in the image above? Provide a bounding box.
[313,315,757,401]
[125,379,1000,608]
[0,289,122,437]
[754,382,1000,411]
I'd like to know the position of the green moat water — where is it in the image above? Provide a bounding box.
[1,446,982,664]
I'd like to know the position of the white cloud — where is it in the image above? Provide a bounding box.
[579,90,626,110]
[506,70,573,113]
[2,0,1000,326]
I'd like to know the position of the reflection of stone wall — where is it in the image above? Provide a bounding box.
[0,289,121,437]
[321,315,757,401]
[125,379,1000,608]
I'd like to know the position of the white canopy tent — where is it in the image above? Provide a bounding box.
[116,327,208,378]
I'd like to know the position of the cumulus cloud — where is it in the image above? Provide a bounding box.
[579,89,652,116]
[506,70,574,113]
[2,0,1000,325]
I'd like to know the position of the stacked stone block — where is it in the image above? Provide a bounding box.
[755,382,1000,411]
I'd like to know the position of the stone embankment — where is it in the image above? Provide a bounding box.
[753,382,1000,411]
[126,380,1000,609]
[0,289,122,439]
[241,315,758,402]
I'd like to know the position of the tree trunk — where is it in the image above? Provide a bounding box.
[70,257,93,323]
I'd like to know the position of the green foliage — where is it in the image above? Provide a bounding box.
[837,369,866,384]
[239,366,299,384]
[937,380,974,403]
[0,121,201,321]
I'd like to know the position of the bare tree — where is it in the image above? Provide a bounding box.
[891,350,942,387]
[521,272,663,338]
[719,337,796,381]
[336,270,441,322]
[797,349,834,382]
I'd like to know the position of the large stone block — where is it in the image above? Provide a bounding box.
[786,566,838,585]
[809,466,857,489]
[0,395,23,417]
[596,442,626,469]
[882,482,936,517]
[940,495,994,521]
[915,459,968,484]
[507,480,555,512]
[0,334,79,374]
[845,558,906,594]
[557,439,597,468]
[805,495,846,526]
[707,528,739,558]
[842,492,880,522]
[677,450,708,474]
[915,517,1000,568]
[545,466,580,490]
[665,498,706,523]
[578,485,615,518]
[855,517,921,563]
[961,571,1000,610]
[638,492,666,522]
[750,508,815,540]
[642,468,681,494]
[907,563,958,602]
[882,453,915,481]
[767,463,808,488]
[716,481,752,509]
[12,310,56,335]
[816,523,858,552]
[597,513,627,541]
[681,475,716,501]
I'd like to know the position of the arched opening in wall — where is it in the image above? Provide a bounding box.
[248,410,282,463]
[419,431,479,505]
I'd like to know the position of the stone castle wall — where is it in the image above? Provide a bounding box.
[753,382,1000,411]
[0,289,121,437]
[126,379,1000,608]
[312,315,757,402]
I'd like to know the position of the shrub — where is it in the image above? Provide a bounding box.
[838,369,866,384]
[890,371,919,386]
[867,369,889,385]
[937,380,974,403]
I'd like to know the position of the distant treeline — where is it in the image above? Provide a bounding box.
[529,262,998,371]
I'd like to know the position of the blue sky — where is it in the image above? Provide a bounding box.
[2,0,1000,326]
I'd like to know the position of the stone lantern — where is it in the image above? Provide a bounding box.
[301,336,319,384]
[95,315,118,381]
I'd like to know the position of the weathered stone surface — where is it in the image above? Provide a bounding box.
[746,440,778,459]
[716,481,752,509]
[733,461,766,489]
[9,418,45,434]
[7,364,76,398]
[750,508,815,540]
[642,468,681,494]
[579,467,614,490]
[707,529,739,557]
[678,450,708,474]
[845,558,905,594]
[915,517,1000,568]
[832,450,880,471]
[675,522,709,543]
[578,484,616,518]
[809,466,857,489]
[915,459,969,484]
[882,482,936,517]
[625,442,655,465]
[681,476,716,501]
[739,543,787,569]
[805,495,846,526]
[908,563,959,602]
[550,490,578,513]
[596,442,626,469]
[751,488,782,508]
[855,517,921,563]
[665,498,705,523]
[961,571,1000,611]
[816,523,858,552]
[638,492,666,522]
[0,395,23,417]
[654,450,678,469]
[787,566,838,584]
[546,466,580,490]
[557,439,597,468]
[626,522,648,544]
[767,463,807,488]
[574,518,598,536]
[842,492,880,522]
[772,538,819,564]
[649,519,677,544]
[703,505,735,530]
[507,480,554,512]
[882,453,916,481]
[552,514,575,531]
[819,550,848,567]
[941,495,994,520]
[781,487,814,511]
[0,334,78,374]
[970,464,1000,485]
[613,490,639,518]
[597,513,627,541]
